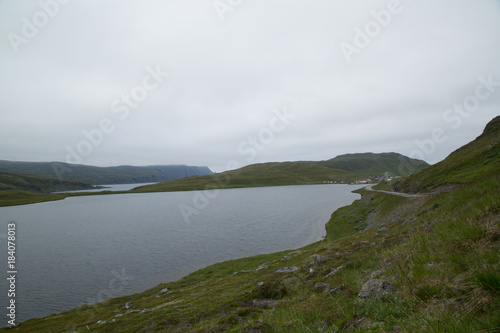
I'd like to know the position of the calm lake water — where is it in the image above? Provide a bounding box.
[54,182,156,193]
[0,184,362,324]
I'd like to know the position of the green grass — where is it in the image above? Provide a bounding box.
[392,116,500,193]
[131,161,360,193]
[355,293,413,321]
[0,170,94,193]
[3,180,498,332]
[0,189,133,207]
[1,118,498,332]
[0,190,67,206]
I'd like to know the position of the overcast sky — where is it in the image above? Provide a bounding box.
[0,0,499,172]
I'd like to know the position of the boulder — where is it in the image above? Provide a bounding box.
[314,282,329,292]
[158,288,172,295]
[275,267,299,273]
[314,255,326,264]
[357,279,396,299]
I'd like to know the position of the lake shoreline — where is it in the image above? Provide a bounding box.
[0,184,363,325]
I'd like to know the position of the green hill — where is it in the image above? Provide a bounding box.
[0,161,213,185]
[0,170,97,206]
[392,115,500,193]
[133,153,428,193]
[0,170,95,193]
[2,119,498,332]
[320,152,428,176]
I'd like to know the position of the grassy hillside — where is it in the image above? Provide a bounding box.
[132,161,356,193]
[4,117,498,332]
[0,170,95,193]
[0,190,68,207]
[132,153,427,193]
[0,161,213,185]
[320,152,429,176]
[392,115,500,193]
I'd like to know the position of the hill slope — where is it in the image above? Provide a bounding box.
[0,170,95,193]
[0,161,213,185]
[320,152,428,176]
[133,153,428,193]
[2,119,498,332]
[392,115,500,193]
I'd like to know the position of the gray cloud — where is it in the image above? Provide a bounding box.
[1,0,499,172]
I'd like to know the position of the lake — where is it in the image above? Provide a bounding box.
[53,182,156,193]
[0,184,363,324]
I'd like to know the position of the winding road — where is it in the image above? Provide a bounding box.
[364,184,435,197]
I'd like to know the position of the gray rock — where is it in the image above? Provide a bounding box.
[252,299,277,309]
[256,264,268,271]
[232,270,251,276]
[358,279,396,299]
[314,282,329,292]
[360,241,370,246]
[96,320,107,325]
[124,302,133,309]
[370,270,383,279]
[403,216,417,224]
[377,227,389,232]
[314,255,326,264]
[326,265,343,277]
[275,267,299,273]
[158,288,172,295]
[330,287,341,295]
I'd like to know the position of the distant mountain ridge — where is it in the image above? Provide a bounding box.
[0,161,213,185]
